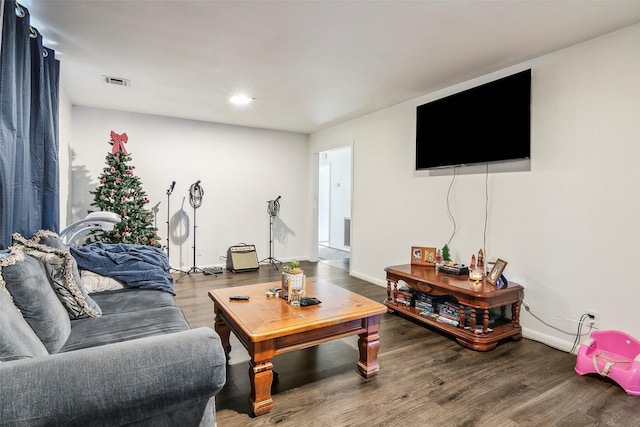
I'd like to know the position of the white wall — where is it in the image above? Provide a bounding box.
[70,108,309,270]
[58,88,72,228]
[309,24,640,351]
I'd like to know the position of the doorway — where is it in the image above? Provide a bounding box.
[317,146,351,271]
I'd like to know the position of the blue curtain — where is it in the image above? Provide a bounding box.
[0,1,60,248]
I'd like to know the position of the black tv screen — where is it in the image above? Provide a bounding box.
[415,69,531,170]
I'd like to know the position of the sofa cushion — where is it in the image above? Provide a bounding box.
[0,277,49,361]
[0,248,71,354]
[13,232,102,319]
[90,288,178,315]
[60,306,191,352]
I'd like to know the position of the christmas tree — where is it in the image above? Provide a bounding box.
[88,131,161,247]
[441,244,452,262]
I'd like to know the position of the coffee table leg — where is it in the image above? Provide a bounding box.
[214,306,231,356]
[249,360,274,416]
[357,314,381,378]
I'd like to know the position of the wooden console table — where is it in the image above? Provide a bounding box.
[385,264,523,351]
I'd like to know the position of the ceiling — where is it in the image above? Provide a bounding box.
[23,0,640,135]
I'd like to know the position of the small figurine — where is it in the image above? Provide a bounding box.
[470,254,476,270]
[435,249,443,264]
[441,244,452,262]
[477,249,484,269]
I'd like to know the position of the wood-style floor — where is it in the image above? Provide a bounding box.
[173,261,640,427]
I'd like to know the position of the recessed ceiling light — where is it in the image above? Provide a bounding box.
[230,95,253,105]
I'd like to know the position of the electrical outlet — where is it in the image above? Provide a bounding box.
[586,309,599,329]
[196,247,203,257]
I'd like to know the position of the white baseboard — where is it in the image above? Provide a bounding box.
[522,327,576,354]
[350,270,386,288]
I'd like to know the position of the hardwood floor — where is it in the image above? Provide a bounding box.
[174,262,639,427]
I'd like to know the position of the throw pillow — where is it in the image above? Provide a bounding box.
[30,230,103,310]
[0,278,49,361]
[12,232,101,319]
[31,229,69,251]
[1,248,71,354]
[80,270,125,293]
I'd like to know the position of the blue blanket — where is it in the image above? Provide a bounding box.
[71,243,175,295]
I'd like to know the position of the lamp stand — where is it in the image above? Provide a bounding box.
[259,213,282,270]
[176,203,204,282]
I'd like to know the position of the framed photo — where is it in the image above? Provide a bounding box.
[487,258,508,285]
[411,246,436,266]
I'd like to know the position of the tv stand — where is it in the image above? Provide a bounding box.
[385,264,523,351]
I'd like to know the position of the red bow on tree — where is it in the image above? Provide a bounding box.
[110,131,128,155]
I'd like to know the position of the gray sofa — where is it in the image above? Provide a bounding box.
[0,231,226,426]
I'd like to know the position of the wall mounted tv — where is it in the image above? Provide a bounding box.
[415,69,531,170]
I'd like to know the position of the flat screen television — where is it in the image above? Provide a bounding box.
[415,69,531,170]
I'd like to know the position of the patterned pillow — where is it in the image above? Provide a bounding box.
[12,232,101,319]
[1,248,71,353]
[30,230,104,310]
[31,229,69,251]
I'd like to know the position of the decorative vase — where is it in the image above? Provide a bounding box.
[283,272,305,306]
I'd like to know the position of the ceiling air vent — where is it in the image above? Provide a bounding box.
[103,76,131,87]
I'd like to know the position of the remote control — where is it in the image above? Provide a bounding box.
[229,295,249,300]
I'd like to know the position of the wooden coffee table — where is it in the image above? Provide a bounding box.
[208,278,387,416]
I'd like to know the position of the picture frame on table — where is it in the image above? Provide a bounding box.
[487,258,508,285]
[411,246,436,266]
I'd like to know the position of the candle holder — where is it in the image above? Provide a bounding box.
[469,268,484,283]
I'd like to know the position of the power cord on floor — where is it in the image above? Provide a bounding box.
[521,299,595,353]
